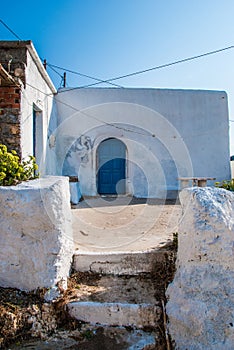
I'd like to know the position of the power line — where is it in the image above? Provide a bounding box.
[46,63,64,79]
[41,44,234,91]
[47,63,124,88]
[0,18,64,82]
[0,19,22,40]
[40,60,66,87]
[2,16,234,132]
[0,18,64,83]
[0,18,123,88]
[1,18,234,91]
[73,44,234,89]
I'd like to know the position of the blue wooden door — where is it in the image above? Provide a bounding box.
[98,138,126,194]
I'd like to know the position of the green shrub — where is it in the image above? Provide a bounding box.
[215,179,234,192]
[0,144,39,186]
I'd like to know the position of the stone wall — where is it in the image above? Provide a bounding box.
[0,85,21,156]
[166,187,234,349]
[0,42,27,87]
[0,176,74,292]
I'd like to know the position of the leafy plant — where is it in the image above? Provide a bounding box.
[215,179,234,192]
[0,144,39,186]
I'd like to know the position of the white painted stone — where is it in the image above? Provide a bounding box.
[67,301,160,328]
[73,250,168,275]
[166,187,234,349]
[0,176,74,292]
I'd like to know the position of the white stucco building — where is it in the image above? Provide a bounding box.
[46,87,231,199]
[0,42,231,199]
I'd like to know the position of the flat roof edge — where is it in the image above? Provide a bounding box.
[57,86,227,95]
[26,42,57,94]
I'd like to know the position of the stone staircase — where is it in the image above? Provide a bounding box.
[65,246,175,349]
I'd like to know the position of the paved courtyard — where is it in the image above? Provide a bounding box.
[72,196,182,252]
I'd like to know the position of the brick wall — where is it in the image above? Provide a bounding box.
[0,86,21,157]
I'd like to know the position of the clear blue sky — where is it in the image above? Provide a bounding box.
[1,0,234,154]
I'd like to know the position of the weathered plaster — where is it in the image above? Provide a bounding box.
[73,250,171,275]
[0,176,73,292]
[52,88,230,198]
[166,187,234,349]
[20,48,55,173]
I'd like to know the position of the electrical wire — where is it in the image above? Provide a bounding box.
[69,45,234,90]
[0,18,64,84]
[47,63,124,88]
[0,18,123,88]
[25,81,154,136]
[38,44,234,91]
[1,17,234,92]
[1,17,233,138]
[39,59,65,87]
[0,19,22,40]
[46,63,64,79]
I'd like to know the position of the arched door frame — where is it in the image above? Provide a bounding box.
[96,137,128,195]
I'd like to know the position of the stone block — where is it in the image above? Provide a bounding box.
[0,176,74,291]
[73,250,169,275]
[166,187,234,349]
[68,301,160,328]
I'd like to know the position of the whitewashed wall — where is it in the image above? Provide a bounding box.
[52,88,230,198]
[20,47,55,175]
[0,177,73,292]
[167,187,234,349]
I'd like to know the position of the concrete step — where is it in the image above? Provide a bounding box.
[66,274,162,330]
[73,249,170,275]
[67,301,161,328]
[67,274,157,304]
